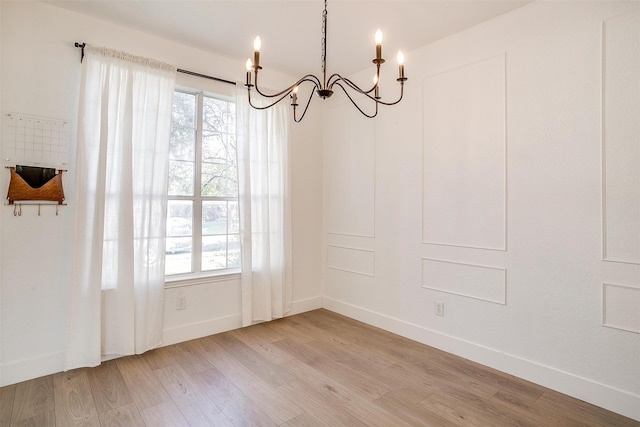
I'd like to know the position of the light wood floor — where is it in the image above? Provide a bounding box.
[0,309,637,427]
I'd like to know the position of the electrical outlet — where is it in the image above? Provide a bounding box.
[176,296,187,310]
[434,301,444,317]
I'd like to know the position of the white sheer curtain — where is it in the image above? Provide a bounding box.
[236,86,293,327]
[66,46,176,370]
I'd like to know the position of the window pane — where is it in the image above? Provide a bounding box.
[172,92,196,128]
[201,162,237,197]
[203,97,234,139]
[202,96,237,198]
[170,92,196,161]
[166,200,193,275]
[165,237,193,275]
[167,204,192,238]
[202,235,227,271]
[228,234,241,268]
[202,201,227,235]
[170,129,195,162]
[202,134,226,163]
[229,201,239,233]
[168,160,194,196]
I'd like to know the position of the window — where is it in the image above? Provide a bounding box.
[165,89,239,278]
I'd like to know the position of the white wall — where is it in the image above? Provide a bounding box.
[2,0,638,422]
[0,1,323,386]
[322,0,640,421]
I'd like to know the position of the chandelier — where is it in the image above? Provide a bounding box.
[244,0,407,122]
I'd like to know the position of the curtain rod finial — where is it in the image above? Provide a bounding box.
[74,42,86,62]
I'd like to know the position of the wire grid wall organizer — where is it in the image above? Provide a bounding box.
[3,113,69,168]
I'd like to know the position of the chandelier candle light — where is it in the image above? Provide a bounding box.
[244,0,407,122]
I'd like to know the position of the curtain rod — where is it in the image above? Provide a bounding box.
[74,42,236,86]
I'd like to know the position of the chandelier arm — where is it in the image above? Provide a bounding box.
[332,82,379,118]
[328,74,377,95]
[254,73,322,98]
[293,86,316,123]
[372,81,406,106]
[247,88,293,110]
[333,76,406,106]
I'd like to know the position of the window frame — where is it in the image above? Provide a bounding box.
[165,87,241,285]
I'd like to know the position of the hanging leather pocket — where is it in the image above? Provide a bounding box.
[6,166,65,205]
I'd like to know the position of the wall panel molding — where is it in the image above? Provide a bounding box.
[602,10,640,265]
[422,53,507,252]
[327,245,376,277]
[325,102,376,238]
[421,257,506,304]
[602,283,640,334]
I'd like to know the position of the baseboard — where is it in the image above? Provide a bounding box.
[322,296,640,422]
[162,314,243,346]
[290,295,323,315]
[162,296,323,347]
[0,351,64,387]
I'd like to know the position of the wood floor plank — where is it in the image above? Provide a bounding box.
[420,391,494,426]
[280,412,331,427]
[10,410,55,427]
[213,332,297,388]
[374,387,459,427]
[491,390,595,426]
[193,334,303,424]
[141,346,178,371]
[298,311,403,367]
[262,316,318,343]
[228,325,296,364]
[190,366,277,427]
[53,370,100,426]
[307,334,396,373]
[283,358,413,427]
[140,400,189,426]
[115,354,170,411]
[302,336,423,393]
[396,358,499,401]
[443,356,545,404]
[240,321,289,343]
[163,341,214,375]
[421,391,539,427]
[153,364,227,426]
[85,360,133,414]
[0,383,16,425]
[10,375,54,424]
[309,310,451,360]
[304,310,457,368]
[536,389,640,427]
[98,402,145,427]
[379,363,440,396]
[275,337,392,401]
[277,378,369,427]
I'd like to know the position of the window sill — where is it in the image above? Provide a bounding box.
[164,269,241,288]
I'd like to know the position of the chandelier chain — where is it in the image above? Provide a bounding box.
[321,0,327,78]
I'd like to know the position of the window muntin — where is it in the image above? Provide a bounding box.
[165,90,239,278]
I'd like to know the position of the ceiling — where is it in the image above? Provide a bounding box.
[46,0,533,77]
